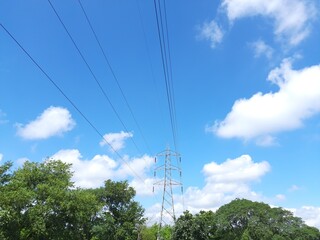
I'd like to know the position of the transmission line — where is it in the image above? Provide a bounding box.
[47,0,144,155]
[152,2,185,237]
[153,0,179,151]
[77,0,152,154]
[162,0,178,145]
[0,23,145,184]
[135,0,167,130]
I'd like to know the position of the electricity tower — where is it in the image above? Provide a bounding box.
[153,146,183,240]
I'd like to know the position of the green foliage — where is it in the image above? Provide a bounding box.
[140,224,158,240]
[172,210,194,240]
[161,225,173,240]
[172,210,216,240]
[140,224,172,240]
[172,199,320,240]
[0,160,76,239]
[193,211,216,240]
[91,180,145,240]
[2,160,319,240]
[0,161,12,186]
[214,198,320,240]
[0,160,145,240]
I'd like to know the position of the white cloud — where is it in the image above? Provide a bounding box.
[100,131,133,152]
[146,155,320,229]
[250,40,274,59]
[17,106,75,140]
[210,59,320,144]
[146,155,273,226]
[145,203,163,225]
[145,201,186,226]
[51,149,154,195]
[16,157,29,167]
[221,0,317,45]
[198,20,224,48]
[275,194,286,201]
[292,206,320,229]
[114,154,155,196]
[288,184,301,192]
[0,153,3,162]
[117,154,154,179]
[256,135,277,146]
[52,149,118,189]
[179,155,270,212]
[203,155,270,183]
[130,177,155,196]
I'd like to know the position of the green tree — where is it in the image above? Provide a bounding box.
[0,160,76,239]
[172,199,320,240]
[172,210,216,240]
[172,210,195,240]
[0,160,103,239]
[214,199,320,240]
[0,160,147,239]
[160,225,173,240]
[92,179,146,240]
[140,224,172,240]
[0,161,12,186]
[140,224,158,240]
[192,211,216,240]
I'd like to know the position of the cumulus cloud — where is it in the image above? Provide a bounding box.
[146,154,272,225]
[182,155,270,212]
[17,106,75,140]
[130,177,155,196]
[292,206,320,229]
[203,155,270,183]
[117,154,154,178]
[100,131,133,152]
[250,40,274,59]
[221,0,317,45]
[52,149,118,188]
[0,153,3,162]
[146,155,320,228]
[114,154,155,196]
[198,20,223,48]
[51,149,154,195]
[210,59,320,144]
[145,203,163,225]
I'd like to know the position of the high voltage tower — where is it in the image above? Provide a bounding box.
[153,147,183,239]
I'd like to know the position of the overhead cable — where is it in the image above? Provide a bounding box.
[153,0,179,151]
[77,0,152,154]
[47,0,144,155]
[0,23,145,184]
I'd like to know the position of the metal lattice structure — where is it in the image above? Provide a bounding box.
[153,147,183,239]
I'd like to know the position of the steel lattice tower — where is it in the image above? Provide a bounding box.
[153,146,183,240]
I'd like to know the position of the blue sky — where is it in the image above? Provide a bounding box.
[1,0,320,227]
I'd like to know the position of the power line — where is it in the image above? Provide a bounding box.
[47,0,144,155]
[162,0,178,148]
[135,0,166,131]
[153,0,179,151]
[0,23,145,184]
[77,0,152,154]
[152,2,184,235]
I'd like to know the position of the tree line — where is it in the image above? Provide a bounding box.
[1,160,319,239]
[0,160,144,239]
